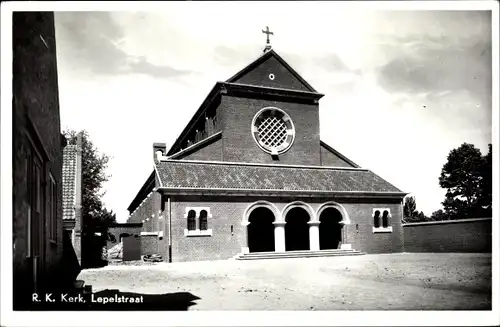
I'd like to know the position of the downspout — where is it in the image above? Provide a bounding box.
[168,197,172,263]
[156,195,160,254]
[401,198,405,253]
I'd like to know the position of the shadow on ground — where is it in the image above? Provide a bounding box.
[87,289,200,310]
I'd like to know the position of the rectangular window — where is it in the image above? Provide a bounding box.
[199,210,208,231]
[31,151,43,257]
[187,210,196,231]
[25,136,45,257]
[48,174,57,243]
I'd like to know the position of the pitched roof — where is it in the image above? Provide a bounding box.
[225,49,318,93]
[62,145,78,220]
[155,160,405,196]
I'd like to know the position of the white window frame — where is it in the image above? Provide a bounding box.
[372,208,393,233]
[183,207,213,237]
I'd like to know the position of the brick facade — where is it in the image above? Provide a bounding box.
[162,196,404,262]
[12,12,67,307]
[220,96,320,165]
[127,189,166,257]
[128,49,407,263]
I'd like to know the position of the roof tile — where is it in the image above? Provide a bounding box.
[155,161,404,194]
[62,145,79,220]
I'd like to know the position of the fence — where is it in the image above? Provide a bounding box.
[403,218,492,253]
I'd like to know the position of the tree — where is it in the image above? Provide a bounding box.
[403,196,429,222]
[439,143,491,219]
[430,209,448,221]
[403,196,417,218]
[63,129,116,229]
[477,144,492,217]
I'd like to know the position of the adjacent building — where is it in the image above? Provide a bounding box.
[13,11,66,307]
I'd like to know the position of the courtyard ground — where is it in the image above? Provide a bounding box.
[78,253,492,310]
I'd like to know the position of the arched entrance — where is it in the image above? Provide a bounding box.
[319,207,343,250]
[247,207,275,252]
[285,207,310,251]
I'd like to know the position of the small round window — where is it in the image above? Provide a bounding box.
[251,107,295,155]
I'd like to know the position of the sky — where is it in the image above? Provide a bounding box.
[53,4,493,222]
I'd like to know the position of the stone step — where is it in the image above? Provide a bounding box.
[242,249,356,256]
[236,249,365,260]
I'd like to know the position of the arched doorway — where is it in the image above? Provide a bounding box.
[319,207,343,250]
[285,207,310,251]
[247,207,275,252]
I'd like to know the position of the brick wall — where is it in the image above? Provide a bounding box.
[219,96,321,165]
[127,191,167,258]
[341,201,404,254]
[403,218,492,253]
[12,11,65,304]
[320,144,354,167]
[232,55,311,92]
[128,191,161,231]
[141,235,160,255]
[177,137,222,161]
[107,225,142,250]
[164,196,404,262]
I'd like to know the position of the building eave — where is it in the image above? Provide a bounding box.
[156,187,408,199]
[63,219,76,230]
[157,157,369,171]
[127,171,156,213]
[222,82,324,102]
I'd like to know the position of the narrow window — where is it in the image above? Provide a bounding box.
[373,210,380,228]
[48,174,57,242]
[382,210,389,228]
[187,210,196,231]
[31,156,43,257]
[25,149,32,257]
[199,210,208,231]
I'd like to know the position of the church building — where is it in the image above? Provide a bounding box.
[127,29,407,262]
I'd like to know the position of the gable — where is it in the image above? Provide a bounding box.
[227,50,317,93]
[320,141,360,168]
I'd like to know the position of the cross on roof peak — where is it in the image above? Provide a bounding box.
[262,26,273,53]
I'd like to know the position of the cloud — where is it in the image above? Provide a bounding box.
[126,56,195,79]
[377,37,491,91]
[55,12,196,79]
[314,54,355,73]
[213,45,258,67]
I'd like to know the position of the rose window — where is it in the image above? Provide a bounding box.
[251,107,295,155]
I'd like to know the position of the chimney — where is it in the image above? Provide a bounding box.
[153,142,167,162]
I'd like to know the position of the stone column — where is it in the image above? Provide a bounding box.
[308,221,321,251]
[273,221,286,252]
[340,222,352,250]
[241,221,250,254]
